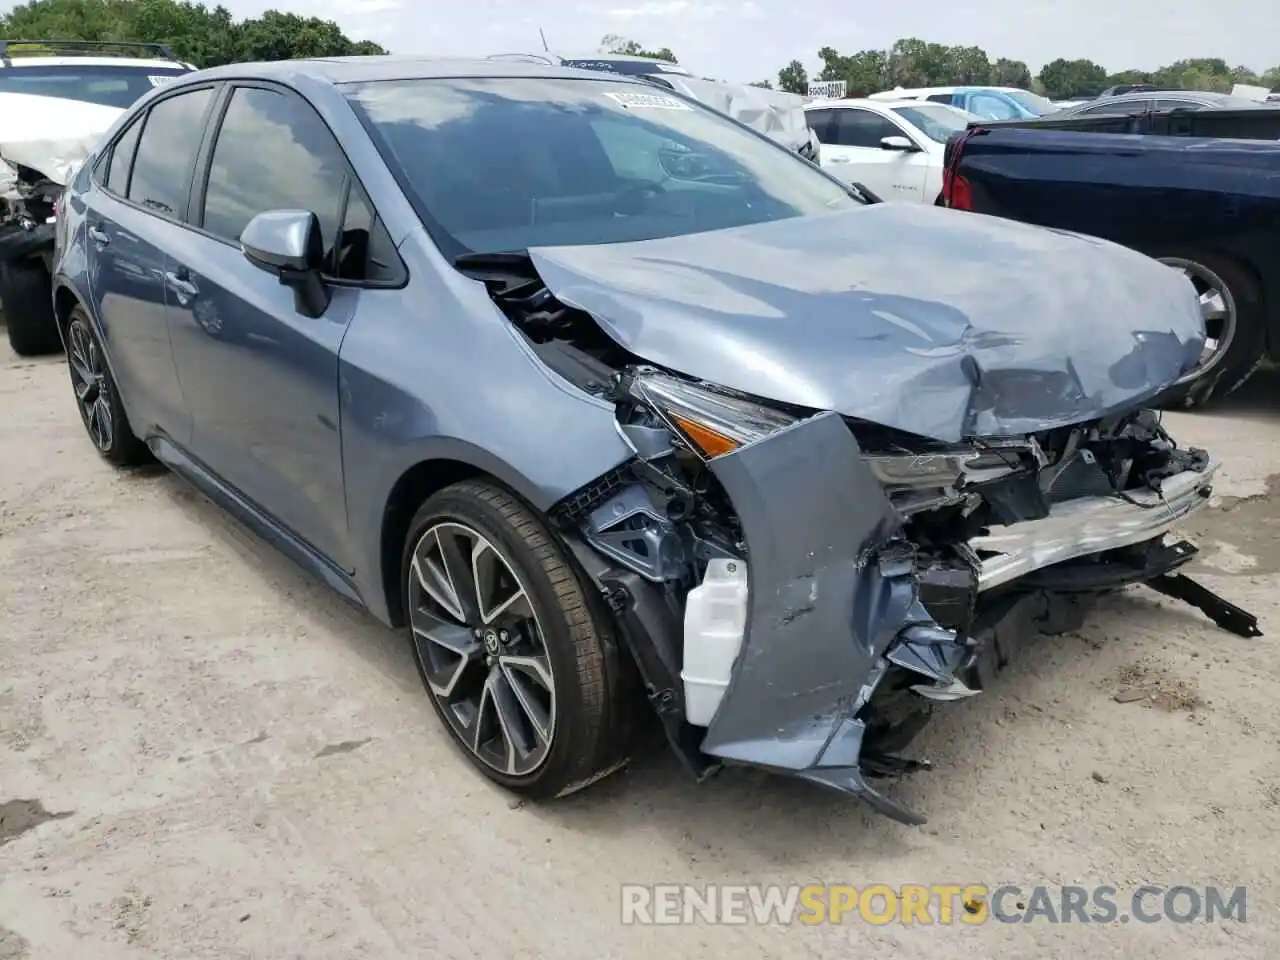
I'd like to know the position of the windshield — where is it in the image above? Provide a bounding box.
[346,76,860,258]
[888,103,973,142]
[0,65,190,108]
[1005,89,1056,115]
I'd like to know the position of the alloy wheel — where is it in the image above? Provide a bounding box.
[67,320,113,452]
[408,521,557,776]
[1160,257,1237,381]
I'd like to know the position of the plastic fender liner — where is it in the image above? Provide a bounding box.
[701,410,950,822]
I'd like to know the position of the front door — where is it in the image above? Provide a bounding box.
[822,108,930,202]
[165,83,357,569]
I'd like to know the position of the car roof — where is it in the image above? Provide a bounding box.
[1104,90,1218,102]
[804,98,918,110]
[0,55,191,70]
[1092,90,1255,106]
[178,55,648,87]
[869,85,1026,98]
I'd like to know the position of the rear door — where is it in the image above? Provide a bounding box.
[82,84,219,443]
[165,81,397,570]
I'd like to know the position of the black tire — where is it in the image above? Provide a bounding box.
[1,259,61,356]
[402,479,632,799]
[64,306,150,467]
[1150,247,1267,409]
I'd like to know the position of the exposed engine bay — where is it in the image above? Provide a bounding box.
[458,250,1262,825]
[1,161,60,253]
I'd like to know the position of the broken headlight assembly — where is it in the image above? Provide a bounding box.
[624,371,798,459]
[625,371,1019,501]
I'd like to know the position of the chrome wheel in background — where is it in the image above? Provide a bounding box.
[1159,256,1237,382]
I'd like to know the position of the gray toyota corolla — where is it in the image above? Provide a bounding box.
[52,56,1259,824]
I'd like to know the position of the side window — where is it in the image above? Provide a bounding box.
[200,86,348,259]
[927,93,955,104]
[1153,99,1199,112]
[334,182,400,283]
[128,87,214,217]
[967,94,1019,120]
[104,116,143,197]
[833,110,902,148]
[1078,99,1147,117]
[804,108,836,143]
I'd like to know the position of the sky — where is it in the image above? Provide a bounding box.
[220,0,1276,84]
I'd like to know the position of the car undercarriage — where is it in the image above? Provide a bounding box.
[460,250,1263,824]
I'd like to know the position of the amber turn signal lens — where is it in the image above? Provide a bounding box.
[670,413,739,459]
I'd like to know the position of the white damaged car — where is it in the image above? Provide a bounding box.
[0,40,192,354]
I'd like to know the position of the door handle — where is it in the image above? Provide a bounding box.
[164,270,199,302]
[87,224,110,244]
[829,156,851,162]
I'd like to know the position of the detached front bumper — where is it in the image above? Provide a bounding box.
[697,411,1244,824]
[971,459,1217,591]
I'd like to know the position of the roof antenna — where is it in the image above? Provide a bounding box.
[538,26,549,51]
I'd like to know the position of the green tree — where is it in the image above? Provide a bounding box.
[888,38,956,86]
[0,0,385,67]
[599,34,677,63]
[947,45,992,85]
[1230,65,1260,85]
[1105,68,1154,87]
[990,57,1032,88]
[1151,57,1233,92]
[1037,57,1108,98]
[777,58,807,94]
[1262,65,1280,90]
[816,46,886,97]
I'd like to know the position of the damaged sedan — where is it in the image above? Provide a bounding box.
[53,57,1261,824]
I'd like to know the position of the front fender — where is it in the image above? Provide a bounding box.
[703,411,959,824]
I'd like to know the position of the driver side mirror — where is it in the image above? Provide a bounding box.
[879,135,920,152]
[241,209,331,318]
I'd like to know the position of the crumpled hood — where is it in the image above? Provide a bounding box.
[528,203,1205,441]
[0,92,123,189]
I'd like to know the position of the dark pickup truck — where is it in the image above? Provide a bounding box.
[942,114,1280,406]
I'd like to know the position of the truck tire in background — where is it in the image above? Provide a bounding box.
[1153,247,1268,409]
[1,259,61,356]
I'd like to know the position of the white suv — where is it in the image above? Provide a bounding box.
[0,39,194,106]
[0,40,194,355]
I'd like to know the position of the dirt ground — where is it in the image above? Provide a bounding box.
[2,333,1278,960]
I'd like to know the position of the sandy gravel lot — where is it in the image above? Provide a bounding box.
[2,332,1278,959]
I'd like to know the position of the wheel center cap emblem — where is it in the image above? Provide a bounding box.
[483,630,500,655]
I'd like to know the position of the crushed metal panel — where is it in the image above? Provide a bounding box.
[528,204,1206,442]
[700,410,911,769]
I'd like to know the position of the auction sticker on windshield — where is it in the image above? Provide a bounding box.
[604,91,692,111]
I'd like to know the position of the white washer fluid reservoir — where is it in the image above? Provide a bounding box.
[680,557,749,727]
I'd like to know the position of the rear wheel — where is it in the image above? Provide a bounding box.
[402,480,632,798]
[1,260,60,356]
[65,306,150,467]
[1154,249,1267,407]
